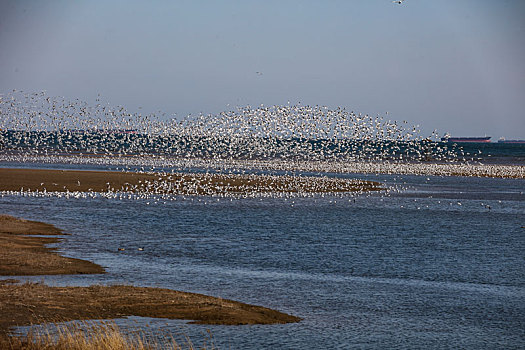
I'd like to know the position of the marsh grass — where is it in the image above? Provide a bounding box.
[9,320,216,350]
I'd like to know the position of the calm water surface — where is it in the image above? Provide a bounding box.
[2,174,524,349]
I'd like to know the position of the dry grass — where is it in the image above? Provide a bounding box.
[8,321,215,350]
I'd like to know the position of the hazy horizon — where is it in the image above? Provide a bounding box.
[1,0,524,139]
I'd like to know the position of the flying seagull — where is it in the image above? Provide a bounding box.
[393,0,405,4]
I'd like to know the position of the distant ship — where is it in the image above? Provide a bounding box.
[91,129,138,134]
[441,134,491,143]
[497,138,525,144]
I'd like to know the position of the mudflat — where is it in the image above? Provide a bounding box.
[0,167,382,195]
[0,215,104,275]
[0,214,300,343]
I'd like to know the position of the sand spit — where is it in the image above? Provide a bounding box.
[0,167,382,196]
[0,281,301,331]
[0,215,104,276]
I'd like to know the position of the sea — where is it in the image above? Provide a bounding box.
[1,141,524,349]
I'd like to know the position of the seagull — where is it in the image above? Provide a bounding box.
[393,0,404,4]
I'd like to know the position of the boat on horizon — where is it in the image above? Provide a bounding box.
[497,138,525,144]
[441,134,491,143]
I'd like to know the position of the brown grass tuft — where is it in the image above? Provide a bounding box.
[8,321,215,350]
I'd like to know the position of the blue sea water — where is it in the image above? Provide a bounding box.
[1,172,524,349]
[2,130,525,164]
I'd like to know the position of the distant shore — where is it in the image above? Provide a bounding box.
[0,214,301,343]
[0,167,383,195]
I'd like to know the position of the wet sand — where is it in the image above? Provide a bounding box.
[0,167,382,195]
[0,215,300,342]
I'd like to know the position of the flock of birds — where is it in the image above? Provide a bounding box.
[0,90,523,200]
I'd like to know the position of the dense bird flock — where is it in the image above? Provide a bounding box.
[0,90,523,200]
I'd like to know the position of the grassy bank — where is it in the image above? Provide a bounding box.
[8,320,213,350]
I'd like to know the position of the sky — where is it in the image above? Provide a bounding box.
[0,0,524,139]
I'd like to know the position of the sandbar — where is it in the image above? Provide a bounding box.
[0,167,382,195]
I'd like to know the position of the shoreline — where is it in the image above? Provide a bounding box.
[0,214,301,342]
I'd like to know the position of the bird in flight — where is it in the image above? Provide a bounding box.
[393,0,405,4]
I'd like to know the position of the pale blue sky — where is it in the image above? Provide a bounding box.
[1,0,524,139]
